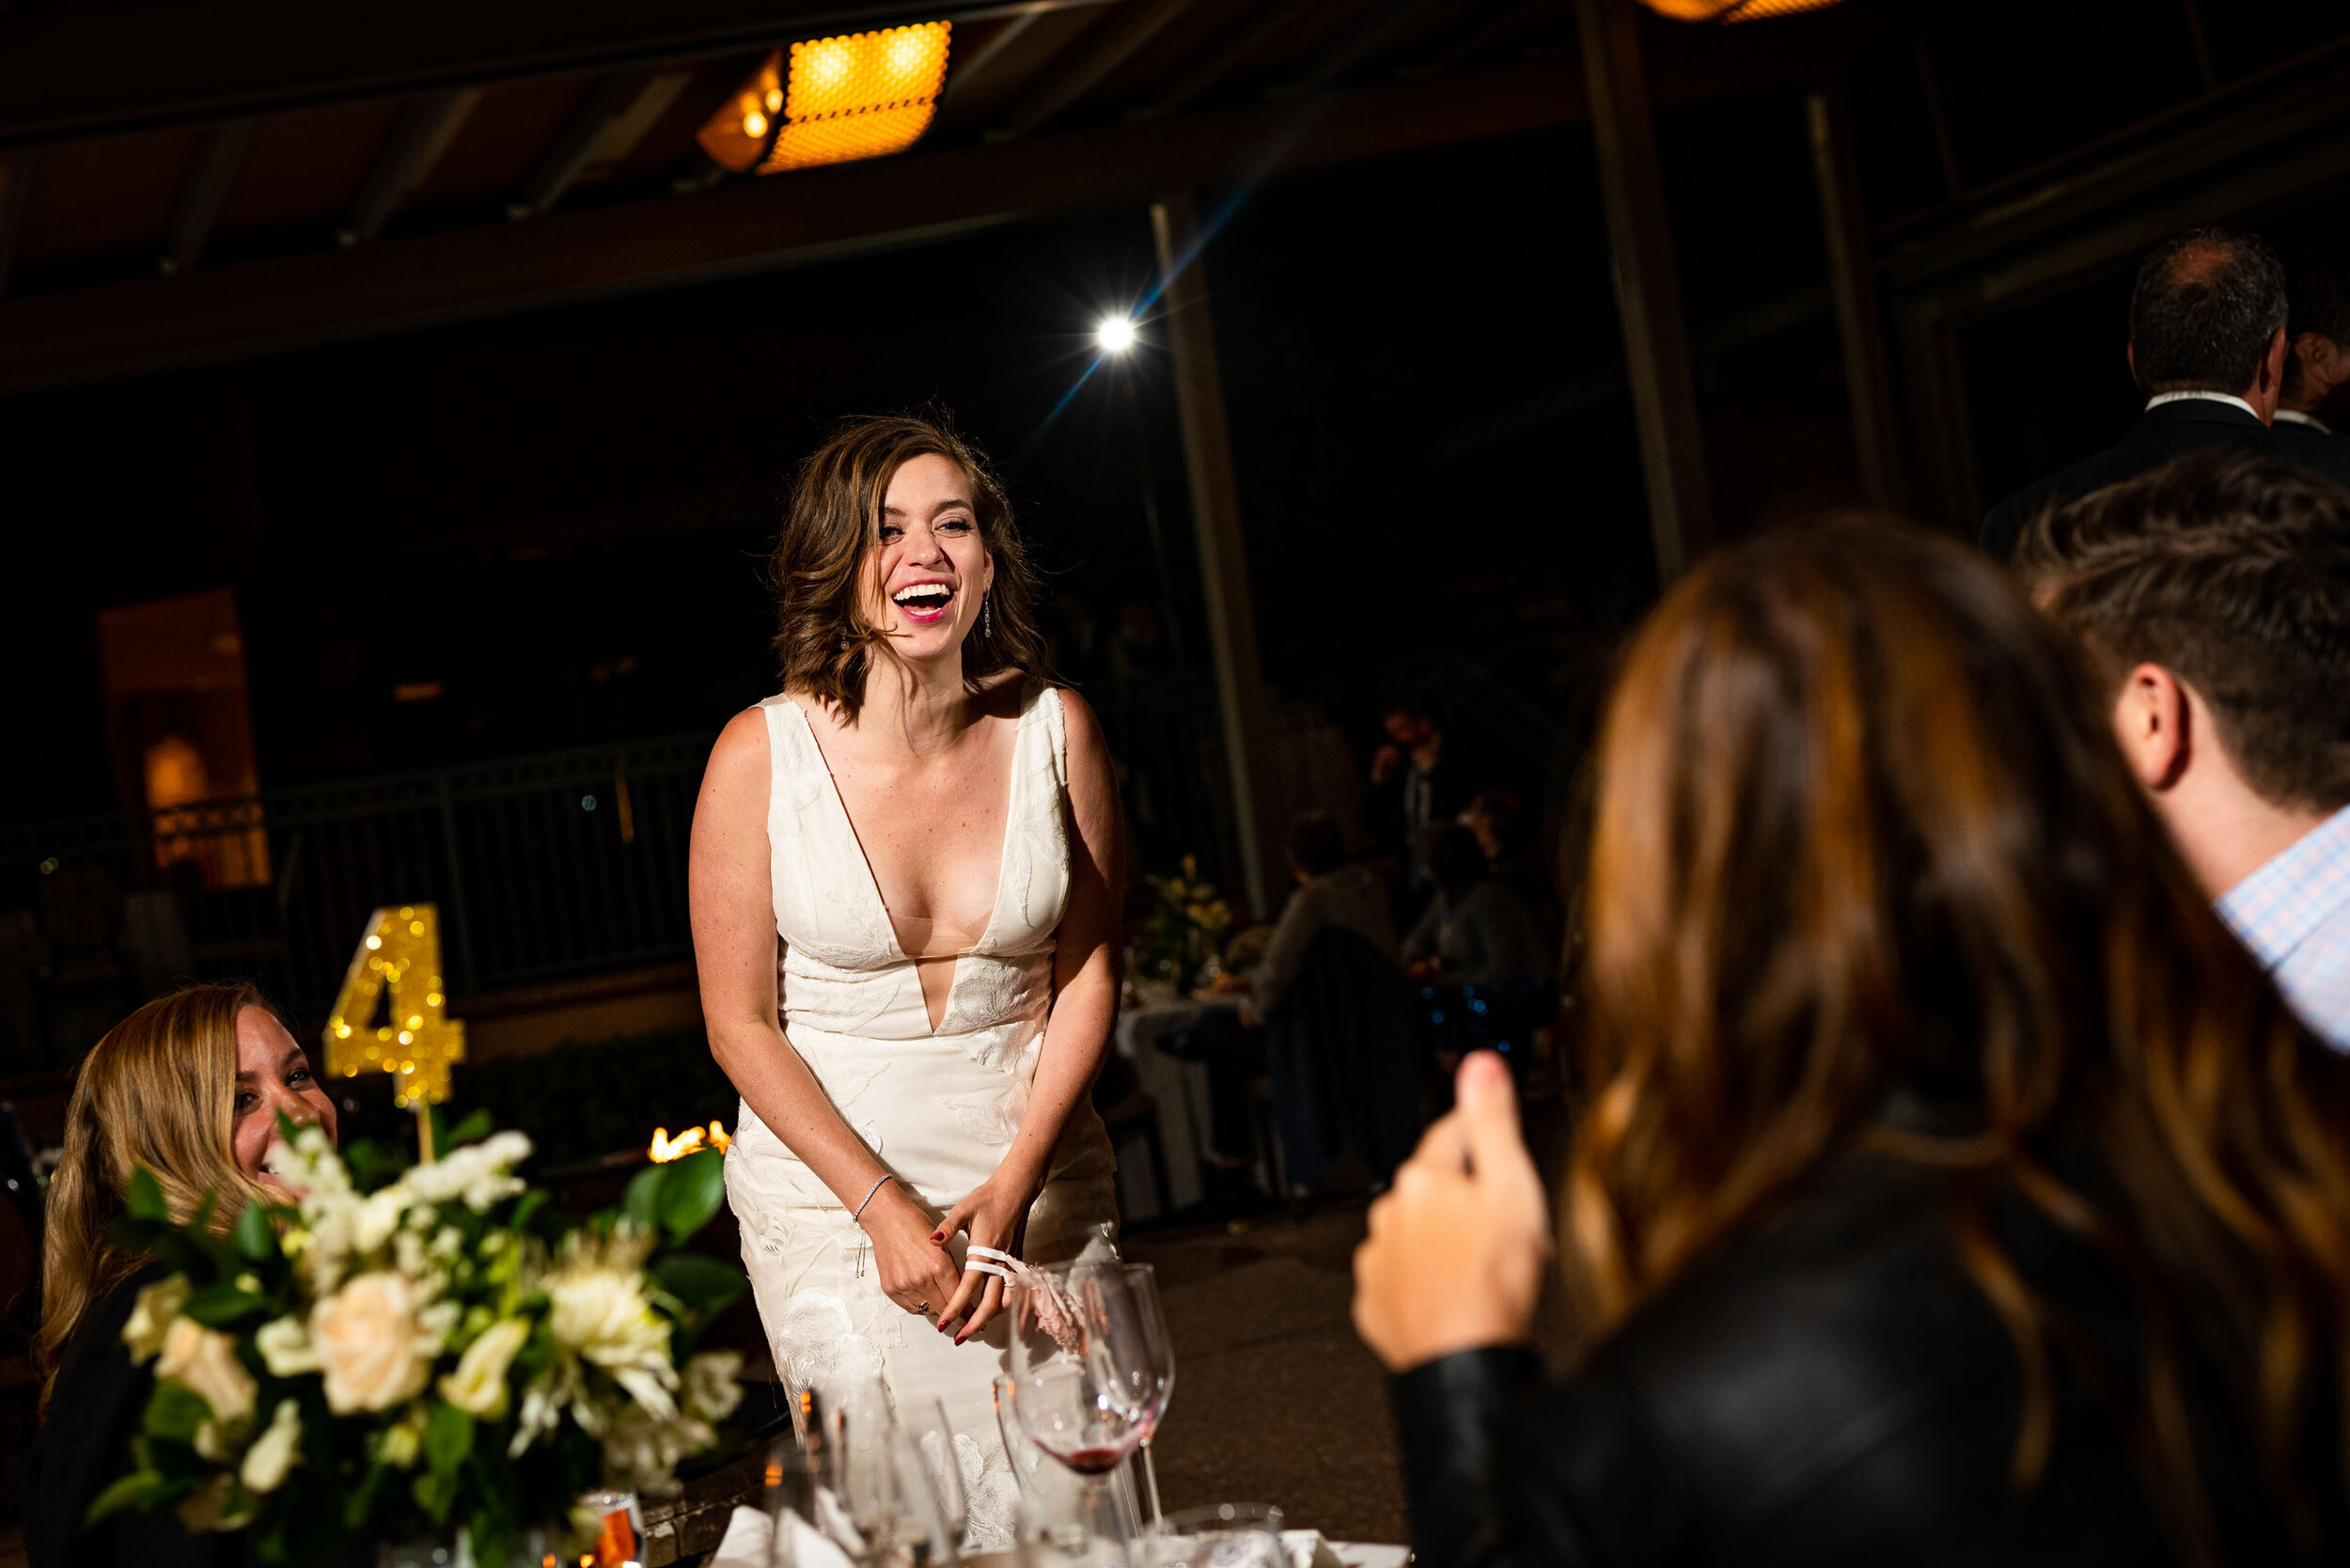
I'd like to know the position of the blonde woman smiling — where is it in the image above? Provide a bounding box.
[27,982,338,1568]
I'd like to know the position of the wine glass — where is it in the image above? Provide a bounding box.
[1135,1505,1286,1568]
[822,1377,961,1568]
[1005,1261,1160,1532]
[1104,1264,1175,1529]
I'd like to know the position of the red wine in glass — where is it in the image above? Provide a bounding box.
[1063,1447,1128,1476]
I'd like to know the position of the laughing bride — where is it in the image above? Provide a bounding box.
[690,414,1122,1545]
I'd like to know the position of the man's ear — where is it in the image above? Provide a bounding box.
[2111,663,2193,792]
[2260,327,2290,397]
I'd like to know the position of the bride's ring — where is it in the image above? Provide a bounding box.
[913,1300,930,1314]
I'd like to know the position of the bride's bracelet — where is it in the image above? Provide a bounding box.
[851,1173,894,1222]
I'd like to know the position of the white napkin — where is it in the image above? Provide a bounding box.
[787,1507,861,1568]
[709,1507,773,1568]
[1280,1530,1346,1568]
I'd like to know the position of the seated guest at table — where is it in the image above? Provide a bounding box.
[2019,450,2350,1048]
[27,982,340,1568]
[2279,251,2350,432]
[1462,788,1558,956]
[1402,824,1547,988]
[1209,811,1418,1187]
[1355,522,2350,1566]
[1239,811,1400,1026]
[1981,226,2350,559]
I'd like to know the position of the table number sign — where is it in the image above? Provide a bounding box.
[323,902,466,1160]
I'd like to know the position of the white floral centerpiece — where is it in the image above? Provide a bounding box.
[91,1115,749,1566]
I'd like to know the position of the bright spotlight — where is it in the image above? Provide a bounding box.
[1095,315,1138,354]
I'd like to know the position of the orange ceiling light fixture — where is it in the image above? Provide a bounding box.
[1635,0,1842,19]
[697,23,951,176]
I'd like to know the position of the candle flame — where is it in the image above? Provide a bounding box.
[649,1121,732,1163]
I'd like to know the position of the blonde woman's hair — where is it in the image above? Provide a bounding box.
[36,983,281,1412]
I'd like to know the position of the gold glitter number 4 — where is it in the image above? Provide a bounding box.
[324,903,466,1108]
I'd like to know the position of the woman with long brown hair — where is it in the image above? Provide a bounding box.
[690,414,1122,1546]
[27,981,338,1567]
[1354,522,2350,1564]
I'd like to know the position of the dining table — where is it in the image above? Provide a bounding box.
[1109,990,1246,1220]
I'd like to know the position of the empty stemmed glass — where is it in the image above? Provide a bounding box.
[813,1377,964,1568]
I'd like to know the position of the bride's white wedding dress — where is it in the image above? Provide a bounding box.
[722,678,1119,1548]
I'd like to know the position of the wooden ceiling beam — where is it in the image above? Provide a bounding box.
[0,59,1574,393]
[1130,4,1309,119]
[160,118,256,274]
[0,10,1881,395]
[340,90,481,246]
[0,0,1120,152]
[986,0,1202,140]
[508,71,654,221]
[1267,0,1445,100]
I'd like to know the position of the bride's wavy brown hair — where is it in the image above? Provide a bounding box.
[1565,520,2350,1559]
[772,413,1052,720]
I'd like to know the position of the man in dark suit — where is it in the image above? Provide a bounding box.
[1982,226,2350,559]
[2278,252,2350,435]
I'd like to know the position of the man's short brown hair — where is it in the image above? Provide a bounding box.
[2016,448,2350,812]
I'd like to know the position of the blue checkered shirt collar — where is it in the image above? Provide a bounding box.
[2216,802,2350,1050]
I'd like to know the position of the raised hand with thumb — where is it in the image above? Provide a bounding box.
[1352,1052,1553,1372]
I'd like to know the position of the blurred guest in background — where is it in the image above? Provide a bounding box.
[1242,811,1401,1026]
[1461,788,1558,954]
[1218,810,1418,1190]
[2020,450,2350,1048]
[1402,824,1547,990]
[1369,694,1464,919]
[1355,522,2350,1566]
[1981,226,2350,558]
[2280,252,2350,432]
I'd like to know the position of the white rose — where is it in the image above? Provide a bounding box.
[156,1318,256,1426]
[438,1318,530,1418]
[240,1400,303,1495]
[311,1271,437,1414]
[255,1315,321,1377]
[682,1351,743,1424]
[121,1273,191,1364]
[547,1268,671,1384]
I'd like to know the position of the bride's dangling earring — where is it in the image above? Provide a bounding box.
[982,594,993,640]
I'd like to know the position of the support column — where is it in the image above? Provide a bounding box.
[1150,191,1278,919]
[1575,0,1713,583]
[1806,88,1905,511]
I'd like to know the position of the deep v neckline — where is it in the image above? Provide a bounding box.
[785,693,1026,1035]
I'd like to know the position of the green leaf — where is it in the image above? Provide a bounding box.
[127,1166,167,1223]
[622,1162,665,1234]
[426,1401,475,1483]
[234,1201,281,1262]
[144,1382,212,1444]
[656,1148,728,1243]
[341,1464,387,1531]
[446,1106,494,1149]
[651,1252,747,1319]
[85,1470,163,1525]
[181,1281,270,1329]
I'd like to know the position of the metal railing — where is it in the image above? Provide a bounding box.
[0,732,713,1020]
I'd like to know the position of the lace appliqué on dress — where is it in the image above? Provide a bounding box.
[940,1075,1027,1147]
[768,1291,885,1403]
[954,1429,1021,1552]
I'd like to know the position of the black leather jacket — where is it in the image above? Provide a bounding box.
[1392,1152,2344,1567]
